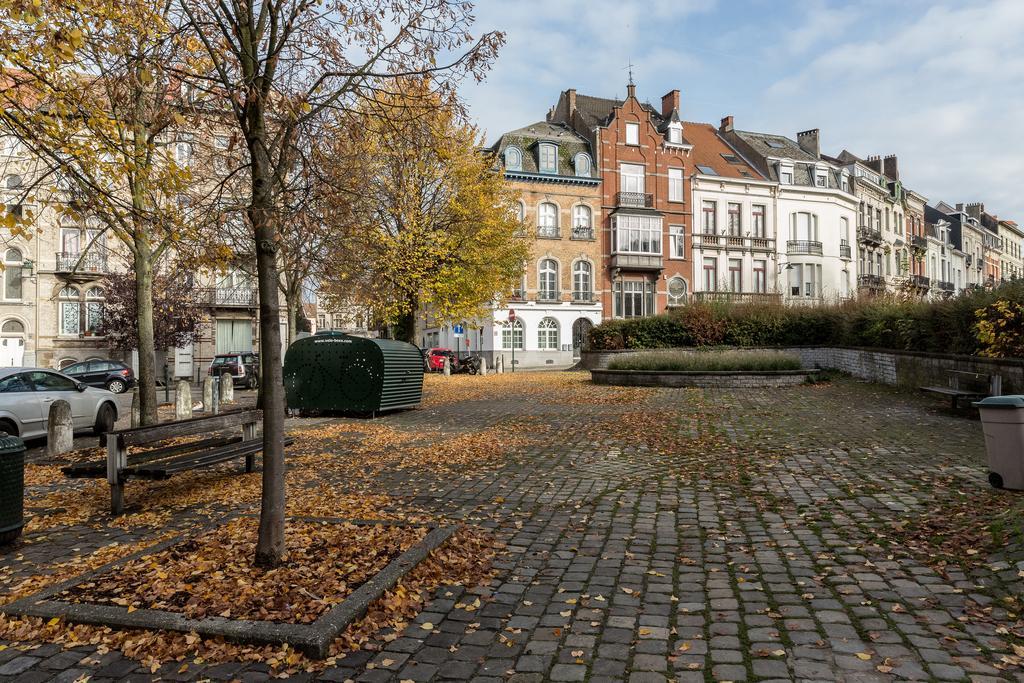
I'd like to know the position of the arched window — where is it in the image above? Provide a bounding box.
[58,357,77,370]
[538,202,558,237]
[537,317,559,350]
[515,201,525,223]
[504,146,523,171]
[574,153,591,177]
[59,286,81,335]
[501,319,524,350]
[573,261,592,301]
[572,205,592,239]
[2,248,22,301]
[539,259,558,300]
[668,276,688,306]
[86,286,105,333]
[1,320,24,334]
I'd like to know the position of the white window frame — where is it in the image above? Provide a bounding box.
[2,248,22,301]
[668,168,684,202]
[612,214,662,255]
[538,202,559,237]
[625,122,640,146]
[669,225,685,260]
[537,317,559,350]
[538,143,557,174]
[620,163,645,193]
[501,319,524,350]
[573,153,591,177]
[538,259,559,300]
[505,146,523,171]
[572,261,592,301]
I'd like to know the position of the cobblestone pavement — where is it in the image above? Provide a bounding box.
[2,375,1023,682]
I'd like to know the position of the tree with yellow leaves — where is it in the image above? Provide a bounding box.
[321,84,530,343]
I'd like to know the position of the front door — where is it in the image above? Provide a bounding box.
[572,318,593,359]
[0,336,24,367]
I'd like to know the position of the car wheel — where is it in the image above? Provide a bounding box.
[0,418,18,437]
[106,378,127,394]
[94,402,116,435]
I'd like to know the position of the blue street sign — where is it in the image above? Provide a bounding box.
[453,324,464,336]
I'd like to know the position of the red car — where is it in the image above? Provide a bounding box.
[426,348,457,372]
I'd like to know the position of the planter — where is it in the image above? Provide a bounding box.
[591,368,818,388]
[0,432,26,544]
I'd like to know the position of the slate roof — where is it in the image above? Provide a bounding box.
[685,123,764,180]
[729,129,844,190]
[926,204,963,251]
[489,121,595,179]
[570,93,691,143]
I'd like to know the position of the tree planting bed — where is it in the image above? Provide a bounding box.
[591,368,818,388]
[0,514,455,658]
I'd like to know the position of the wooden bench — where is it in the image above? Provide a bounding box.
[920,370,1003,410]
[62,410,283,515]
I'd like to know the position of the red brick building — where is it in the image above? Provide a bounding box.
[548,84,692,318]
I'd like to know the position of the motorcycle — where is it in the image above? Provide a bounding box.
[455,354,482,375]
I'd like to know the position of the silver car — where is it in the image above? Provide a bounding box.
[0,367,119,440]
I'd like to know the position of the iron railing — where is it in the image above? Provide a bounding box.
[839,243,852,259]
[537,226,560,238]
[571,290,593,303]
[55,251,107,274]
[537,289,559,301]
[571,226,594,240]
[857,226,883,244]
[910,274,930,289]
[199,287,257,307]
[787,240,823,255]
[858,274,885,289]
[692,292,782,304]
[616,191,654,208]
[937,280,955,292]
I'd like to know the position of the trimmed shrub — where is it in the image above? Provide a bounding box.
[608,349,802,372]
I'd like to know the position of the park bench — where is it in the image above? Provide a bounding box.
[920,370,1002,411]
[62,409,288,515]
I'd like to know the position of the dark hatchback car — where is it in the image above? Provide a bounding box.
[61,359,136,394]
[208,352,260,389]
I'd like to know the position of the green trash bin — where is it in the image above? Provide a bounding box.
[0,431,26,544]
[284,331,424,414]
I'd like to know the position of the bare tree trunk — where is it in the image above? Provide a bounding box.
[251,147,286,568]
[134,245,158,425]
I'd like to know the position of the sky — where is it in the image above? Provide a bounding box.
[460,0,1024,220]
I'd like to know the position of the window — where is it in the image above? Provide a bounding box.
[841,175,850,192]
[780,170,793,184]
[538,202,558,237]
[840,217,850,242]
[614,280,654,318]
[515,202,525,224]
[175,140,193,166]
[502,319,524,350]
[791,212,817,241]
[754,260,767,293]
[538,143,557,173]
[572,261,592,301]
[702,201,717,233]
[537,317,559,350]
[788,263,822,298]
[612,214,662,254]
[728,258,742,292]
[573,153,591,177]
[572,205,592,238]
[538,259,558,300]
[669,226,685,259]
[721,153,740,164]
[668,168,684,202]
[28,370,76,391]
[766,140,786,149]
[59,286,81,335]
[815,170,827,187]
[505,146,523,171]
[86,286,104,333]
[703,257,718,291]
[620,163,645,193]
[668,126,682,144]
[727,203,742,236]
[667,277,687,306]
[2,249,22,301]
[625,122,639,145]
[696,165,718,175]
[752,205,766,238]
[0,373,30,393]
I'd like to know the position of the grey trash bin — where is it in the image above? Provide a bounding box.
[974,395,1024,489]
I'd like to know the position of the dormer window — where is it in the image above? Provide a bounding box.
[667,125,683,145]
[538,143,557,174]
[814,168,827,187]
[504,146,523,171]
[573,153,591,178]
[779,162,794,184]
[841,173,850,193]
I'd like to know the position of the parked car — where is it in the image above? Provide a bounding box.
[0,367,119,439]
[208,352,260,389]
[61,359,136,394]
[426,348,458,372]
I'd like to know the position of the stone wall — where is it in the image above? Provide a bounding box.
[581,347,1024,393]
[591,368,815,388]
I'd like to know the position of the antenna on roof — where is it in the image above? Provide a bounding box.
[625,59,635,86]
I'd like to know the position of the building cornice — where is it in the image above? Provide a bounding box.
[503,171,600,186]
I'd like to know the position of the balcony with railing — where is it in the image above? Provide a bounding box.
[911,235,928,249]
[750,237,774,252]
[910,274,931,290]
[537,288,560,302]
[694,234,775,252]
[508,288,527,302]
[858,274,885,290]
[199,287,258,307]
[857,226,883,245]
[616,192,654,208]
[937,280,955,292]
[695,233,721,247]
[787,240,823,255]
[725,235,744,248]
[55,251,108,276]
[692,292,782,304]
[536,225,560,239]
[839,241,852,259]
[572,290,594,304]
[571,226,594,240]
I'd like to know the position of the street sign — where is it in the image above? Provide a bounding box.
[453,323,464,336]
[508,309,516,322]
[465,338,470,347]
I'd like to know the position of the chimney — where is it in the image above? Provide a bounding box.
[567,88,577,118]
[661,89,680,117]
[882,154,899,180]
[965,202,984,220]
[719,115,734,134]
[797,129,820,158]
[956,202,964,213]
[626,82,636,99]
[865,155,882,173]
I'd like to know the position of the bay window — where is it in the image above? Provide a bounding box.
[612,214,662,255]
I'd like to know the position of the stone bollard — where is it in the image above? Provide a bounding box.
[211,377,221,415]
[497,355,504,374]
[130,387,140,427]
[202,375,215,412]
[175,380,193,420]
[46,399,74,457]
[220,371,234,403]
[442,356,451,376]
[479,356,488,376]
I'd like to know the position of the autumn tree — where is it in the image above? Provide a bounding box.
[176,0,503,566]
[321,84,529,343]
[97,265,206,352]
[0,0,216,424]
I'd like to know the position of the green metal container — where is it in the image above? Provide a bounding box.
[284,332,424,414]
[0,432,26,544]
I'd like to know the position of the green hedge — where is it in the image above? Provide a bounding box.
[588,281,1024,356]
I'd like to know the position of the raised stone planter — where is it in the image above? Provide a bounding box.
[591,368,818,388]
